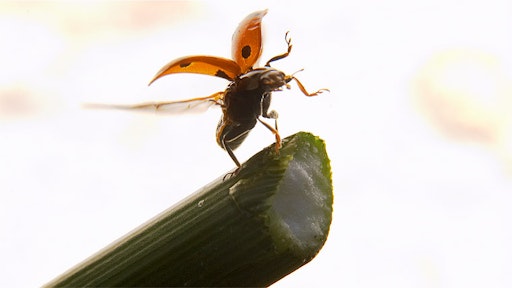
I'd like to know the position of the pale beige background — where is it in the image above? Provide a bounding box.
[1,1,511,287]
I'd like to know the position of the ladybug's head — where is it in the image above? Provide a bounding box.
[259,68,289,91]
[238,67,289,92]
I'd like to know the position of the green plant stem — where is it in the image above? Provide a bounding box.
[44,131,333,287]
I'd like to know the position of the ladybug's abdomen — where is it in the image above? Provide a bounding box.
[215,68,279,152]
[215,79,268,151]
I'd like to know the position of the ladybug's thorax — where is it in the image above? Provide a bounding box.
[237,68,287,92]
[223,67,285,125]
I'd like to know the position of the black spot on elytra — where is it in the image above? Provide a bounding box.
[215,70,230,80]
[179,62,191,68]
[241,45,251,59]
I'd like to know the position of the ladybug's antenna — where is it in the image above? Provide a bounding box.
[291,68,304,76]
[284,69,304,85]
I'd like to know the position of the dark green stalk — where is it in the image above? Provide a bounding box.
[44,131,333,287]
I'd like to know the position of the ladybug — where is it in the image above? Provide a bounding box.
[98,10,327,168]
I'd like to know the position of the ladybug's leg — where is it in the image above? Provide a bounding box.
[263,109,279,132]
[258,117,282,152]
[260,92,279,131]
[223,140,242,168]
[219,132,244,168]
[265,31,292,67]
[218,123,253,180]
[217,121,255,168]
[284,75,330,97]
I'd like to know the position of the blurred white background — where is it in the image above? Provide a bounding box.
[1,1,511,287]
